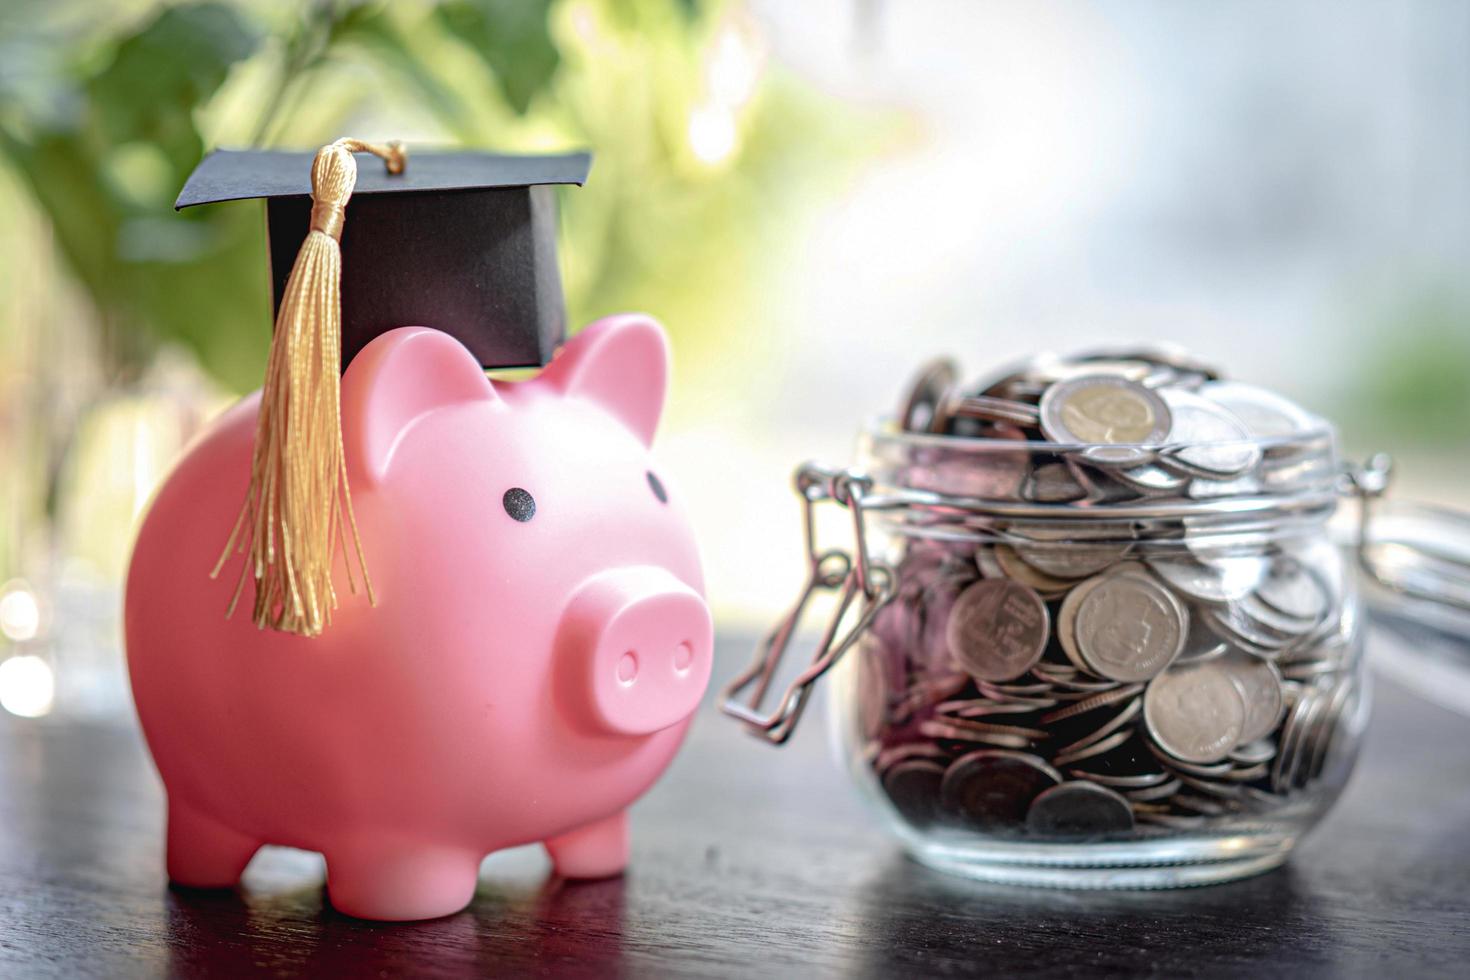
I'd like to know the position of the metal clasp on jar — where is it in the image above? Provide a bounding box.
[1347,452,1470,614]
[719,463,896,744]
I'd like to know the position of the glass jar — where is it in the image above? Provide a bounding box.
[724,419,1381,888]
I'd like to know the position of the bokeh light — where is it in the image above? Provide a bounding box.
[0,655,55,718]
[0,582,41,643]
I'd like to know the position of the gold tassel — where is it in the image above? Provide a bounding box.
[213,138,406,637]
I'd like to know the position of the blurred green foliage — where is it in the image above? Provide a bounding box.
[2,3,269,386]
[1,0,873,392]
[1348,291,1470,447]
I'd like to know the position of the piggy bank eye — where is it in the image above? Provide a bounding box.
[502,487,536,522]
[646,471,668,504]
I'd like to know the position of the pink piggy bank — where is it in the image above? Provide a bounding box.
[125,315,713,921]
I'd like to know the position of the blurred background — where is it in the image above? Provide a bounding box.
[0,0,1466,721]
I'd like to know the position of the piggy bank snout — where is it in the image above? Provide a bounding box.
[558,567,713,737]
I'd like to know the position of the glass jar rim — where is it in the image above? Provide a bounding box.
[863,415,1339,457]
[855,415,1345,537]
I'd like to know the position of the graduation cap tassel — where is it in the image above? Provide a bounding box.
[213,138,404,637]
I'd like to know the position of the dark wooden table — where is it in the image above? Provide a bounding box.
[4,632,1470,979]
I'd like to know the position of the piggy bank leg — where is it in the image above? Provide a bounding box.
[544,810,629,880]
[325,838,481,921]
[166,798,260,889]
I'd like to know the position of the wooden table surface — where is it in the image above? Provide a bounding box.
[3,630,1470,979]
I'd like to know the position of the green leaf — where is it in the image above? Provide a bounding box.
[331,6,473,135]
[87,3,262,173]
[0,3,266,384]
[435,0,559,115]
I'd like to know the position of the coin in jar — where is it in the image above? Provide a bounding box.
[1143,660,1246,764]
[1008,523,1133,580]
[939,749,1062,830]
[946,578,1050,682]
[994,544,1081,595]
[899,357,959,433]
[882,759,947,827]
[1026,461,1093,503]
[1073,569,1188,682]
[1148,553,1267,604]
[1197,380,1321,439]
[1039,374,1172,466]
[1156,387,1260,478]
[1025,781,1136,837]
[1220,652,1286,744]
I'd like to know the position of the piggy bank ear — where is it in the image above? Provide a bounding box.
[342,327,499,487]
[541,314,669,447]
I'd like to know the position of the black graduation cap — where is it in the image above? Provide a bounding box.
[178,139,594,639]
[176,146,591,370]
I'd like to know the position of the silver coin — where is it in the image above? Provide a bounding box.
[1148,553,1266,604]
[1011,541,1130,581]
[1145,741,1236,778]
[977,678,1058,699]
[1253,558,1332,623]
[1051,728,1134,768]
[949,395,1041,427]
[918,719,1044,750]
[1008,522,1134,580]
[1056,573,1108,673]
[1176,773,1243,800]
[1025,781,1135,837]
[1039,683,1143,725]
[1053,696,1143,756]
[1301,678,1357,785]
[1175,613,1231,664]
[899,357,959,433]
[993,544,1076,596]
[939,749,1063,830]
[1228,739,1277,767]
[1030,354,1158,385]
[882,759,946,827]
[1172,793,1230,816]
[1073,571,1189,682]
[1039,375,1172,466]
[1220,654,1286,745]
[876,742,949,770]
[974,545,1006,580]
[1135,811,1207,830]
[946,578,1050,682]
[1271,687,1326,793]
[943,698,1059,717]
[1114,462,1189,495]
[1156,388,1260,478]
[1200,606,1291,657]
[1026,462,1092,503]
[1070,343,1223,381]
[1143,661,1246,764]
[1223,762,1271,783]
[1074,769,1170,789]
[1197,380,1321,439]
[1126,778,1183,803]
[1186,472,1262,499]
[1239,593,1320,637]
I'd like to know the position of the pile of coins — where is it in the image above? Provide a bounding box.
[856,348,1361,839]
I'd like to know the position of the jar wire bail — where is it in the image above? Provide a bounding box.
[719,463,895,744]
